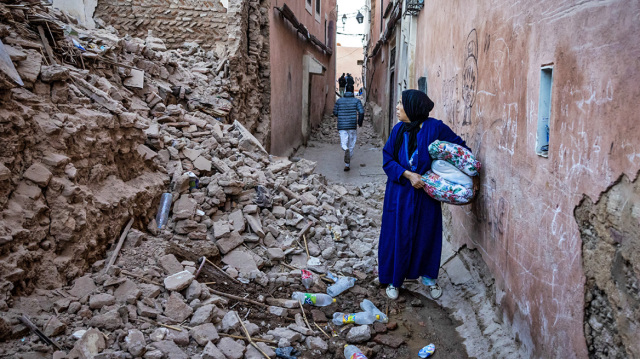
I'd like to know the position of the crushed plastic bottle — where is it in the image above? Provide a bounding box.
[186,171,199,192]
[327,276,356,297]
[418,344,436,358]
[332,312,379,326]
[360,299,389,323]
[301,270,313,289]
[291,292,336,307]
[155,193,173,229]
[344,344,368,359]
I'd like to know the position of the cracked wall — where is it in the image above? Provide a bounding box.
[575,171,640,358]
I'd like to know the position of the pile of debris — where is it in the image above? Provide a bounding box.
[0,1,410,358]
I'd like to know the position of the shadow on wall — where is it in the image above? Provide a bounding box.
[575,170,640,358]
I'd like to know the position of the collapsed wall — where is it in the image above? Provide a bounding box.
[575,171,640,358]
[0,0,236,306]
[94,0,228,51]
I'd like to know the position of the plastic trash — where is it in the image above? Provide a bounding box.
[332,312,379,326]
[301,270,313,289]
[155,193,172,229]
[291,292,336,307]
[360,299,389,323]
[327,276,356,297]
[344,344,368,359]
[275,346,300,359]
[418,344,436,358]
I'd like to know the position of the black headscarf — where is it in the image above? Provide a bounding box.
[393,90,435,161]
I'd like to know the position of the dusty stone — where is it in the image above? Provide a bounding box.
[43,316,66,337]
[125,329,146,356]
[190,323,219,346]
[114,280,141,304]
[221,310,240,332]
[244,342,276,358]
[89,293,116,309]
[244,213,265,238]
[143,349,163,359]
[213,220,231,239]
[300,192,318,205]
[23,163,52,187]
[89,309,123,330]
[164,270,194,291]
[42,153,70,168]
[173,196,197,220]
[373,334,404,348]
[164,292,193,322]
[16,49,42,85]
[194,156,212,171]
[68,276,97,299]
[373,322,387,333]
[190,304,216,326]
[229,209,245,232]
[183,148,202,161]
[443,256,473,285]
[266,327,302,342]
[243,204,258,214]
[346,325,371,343]
[222,249,258,273]
[40,65,70,82]
[185,280,203,302]
[166,328,190,346]
[349,239,373,258]
[311,309,328,322]
[68,329,106,359]
[266,248,285,261]
[272,206,286,219]
[151,340,188,359]
[305,336,328,352]
[139,284,162,299]
[203,341,226,359]
[386,322,398,331]
[137,301,161,318]
[268,306,288,317]
[159,254,183,275]
[217,230,244,254]
[216,337,245,359]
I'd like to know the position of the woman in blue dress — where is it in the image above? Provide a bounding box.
[379,89,469,300]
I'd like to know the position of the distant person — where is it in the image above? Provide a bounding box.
[346,73,355,87]
[338,73,346,97]
[358,88,363,96]
[332,84,364,171]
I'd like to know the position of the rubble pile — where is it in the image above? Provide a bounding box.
[0,1,409,358]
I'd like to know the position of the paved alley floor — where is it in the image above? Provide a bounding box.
[294,116,387,186]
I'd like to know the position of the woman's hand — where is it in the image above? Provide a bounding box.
[403,171,425,189]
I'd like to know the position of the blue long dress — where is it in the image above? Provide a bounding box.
[378,118,468,288]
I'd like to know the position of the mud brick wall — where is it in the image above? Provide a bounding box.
[95,0,228,49]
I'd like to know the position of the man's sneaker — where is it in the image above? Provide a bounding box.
[344,149,350,164]
[386,284,399,300]
[344,165,350,172]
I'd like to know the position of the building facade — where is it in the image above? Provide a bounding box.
[365,0,640,358]
[269,0,337,156]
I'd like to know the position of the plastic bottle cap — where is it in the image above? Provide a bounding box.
[344,344,349,348]
[376,315,380,319]
[332,298,336,303]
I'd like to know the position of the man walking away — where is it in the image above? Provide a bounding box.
[346,73,355,88]
[338,73,346,97]
[333,84,364,171]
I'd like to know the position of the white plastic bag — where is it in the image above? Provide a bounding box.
[431,160,473,188]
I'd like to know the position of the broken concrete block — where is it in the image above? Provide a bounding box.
[193,156,212,171]
[189,323,219,346]
[89,293,116,309]
[266,327,302,343]
[42,153,70,168]
[159,254,183,275]
[16,49,42,86]
[222,249,258,273]
[68,329,106,359]
[346,325,371,343]
[182,148,202,161]
[150,340,188,359]
[305,336,328,352]
[216,230,243,254]
[229,209,245,232]
[202,341,226,359]
[124,68,144,88]
[125,329,146,357]
[244,213,265,238]
[213,220,231,239]
[68,275,97,299]
[190,304,216,326]
[221,310,240,332]
[166,327,190,346]
[216,337,246,359]
[245,342,276,359]
[173,195,197,220]
[23,163,52,187]
[164,292,193,322]
[43,316,66,337]
[268,306,288,317]
[272,206,286,219]
[40,65,70,82]
[89,309,123,330]
[266,248,285,261]
[164,270,194,291]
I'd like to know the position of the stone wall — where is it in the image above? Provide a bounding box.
[95,0,228,50]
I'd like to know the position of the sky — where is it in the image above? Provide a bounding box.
[336,0,367,48]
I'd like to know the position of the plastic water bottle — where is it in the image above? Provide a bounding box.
[155,193,172,228]
[332,312,379,326]
[327,276,356,297]
[344,345,367,359]
[360,299,389,323]
[301,270,313,290]
[291,292,336,307]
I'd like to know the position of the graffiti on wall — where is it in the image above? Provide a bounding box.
[462,29,479,126]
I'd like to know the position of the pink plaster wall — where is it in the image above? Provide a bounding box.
[411,1,640,357]
[336,46,364,91]
[269,0,337,156]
